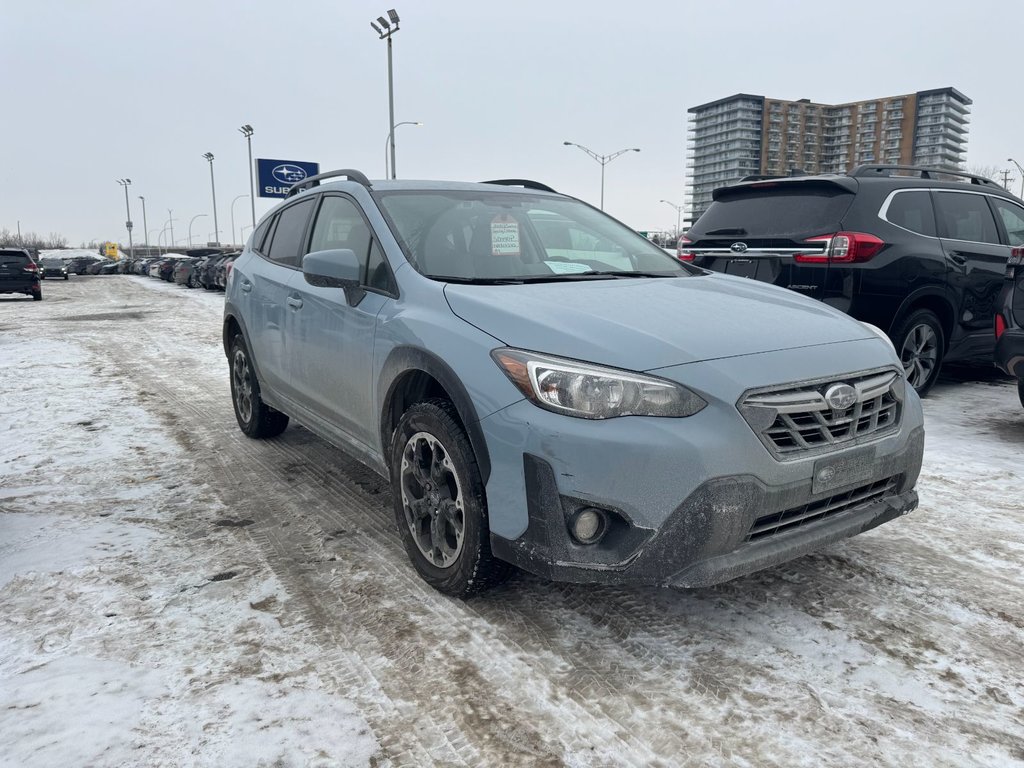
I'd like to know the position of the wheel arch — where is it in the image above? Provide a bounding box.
[378,347,491,483]
[888,288,955,349]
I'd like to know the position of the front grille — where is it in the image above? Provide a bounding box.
[746,476,899,542]
[738,368,903,459]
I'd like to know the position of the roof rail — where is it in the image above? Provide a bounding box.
[850,164,1000,187]
[480,179,557,193]
[287,169,372,197]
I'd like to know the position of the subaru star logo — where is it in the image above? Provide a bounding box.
[730,242,748,253]
[824,383,858,411]
[272,164,308,184]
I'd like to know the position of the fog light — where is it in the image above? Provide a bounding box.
[570,507,608,545]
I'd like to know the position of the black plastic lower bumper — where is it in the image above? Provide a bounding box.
[995,328,1024,378]
[489,427,924,588]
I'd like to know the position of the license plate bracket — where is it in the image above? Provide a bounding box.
[812,445,878,494]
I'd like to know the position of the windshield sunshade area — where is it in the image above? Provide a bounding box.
[376,191,691,282]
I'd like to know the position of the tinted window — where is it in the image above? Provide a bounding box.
[265,198,315,267]
[990,198,1024,246]
[885,191,936,237]
[0,251,29,266]
[693,185,855,238]
[934,192,1000,244]
[309,195,371,259]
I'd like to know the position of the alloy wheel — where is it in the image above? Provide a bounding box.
[900,322,938,390]
[400,431,465,568]
[231,349,254,424]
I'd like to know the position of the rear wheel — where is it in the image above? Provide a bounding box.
[32,291,42,301]
[391,399,511,597]
[229,333,289,438]
[1018,378,1024,410]
[893,309,944,396]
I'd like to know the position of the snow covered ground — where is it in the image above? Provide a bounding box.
[1,276,1022,767]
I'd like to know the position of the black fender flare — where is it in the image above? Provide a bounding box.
[377,346,492,483]
[222,305,268,385]
[888,285,956,341]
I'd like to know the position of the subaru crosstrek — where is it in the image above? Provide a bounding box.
[224,170,924,596]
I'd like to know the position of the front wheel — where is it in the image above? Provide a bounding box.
[228,333,289,438]
[390,399,511,597]
[892,309,944,396]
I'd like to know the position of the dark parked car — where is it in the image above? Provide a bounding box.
[67,256,102,274]
[214,253,238,290]
[40,257,70,280]
[681,164,1024,395]
[995,248,1024,408]
[173,258,200,286]
[0,248,42,300]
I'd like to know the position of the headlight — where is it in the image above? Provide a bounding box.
[491,348,706,419]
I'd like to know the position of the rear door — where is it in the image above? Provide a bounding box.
[0,251,32,288]
[685,180,856,301]
[933,191,1008,354]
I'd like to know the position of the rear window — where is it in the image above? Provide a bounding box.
[693,186,854,238]
[0,252,29,266]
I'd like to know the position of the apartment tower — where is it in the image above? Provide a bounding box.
[685,87,971,223]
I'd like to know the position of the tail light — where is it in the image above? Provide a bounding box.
[794,232,885,264]
[995,313,1007,339]
[1009,247,1024,278]
[24,261,38,273]
[676,236,695,262]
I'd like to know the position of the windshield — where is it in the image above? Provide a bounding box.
[42,258,64,267]
[376,191,689,281]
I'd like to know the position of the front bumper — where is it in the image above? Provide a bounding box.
[482,338,925,587]
[995,328,1024,378]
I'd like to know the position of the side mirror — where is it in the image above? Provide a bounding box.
[303,248,365,305]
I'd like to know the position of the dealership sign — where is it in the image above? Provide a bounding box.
[256,158,321,198]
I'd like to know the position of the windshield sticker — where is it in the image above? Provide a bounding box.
[490,215,521,256]
[543,260,592,274]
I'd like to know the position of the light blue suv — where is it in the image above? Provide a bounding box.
[224,170,925,596]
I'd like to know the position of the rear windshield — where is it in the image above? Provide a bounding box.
[0,252,29,266]
[693,186,854,238]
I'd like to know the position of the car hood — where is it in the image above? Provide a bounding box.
[444,274,876,371]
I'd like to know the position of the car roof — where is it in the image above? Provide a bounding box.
[303,178,562,197]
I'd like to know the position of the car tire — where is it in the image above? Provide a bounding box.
[32,292,42,301]
[1018,379,1024,410]
[892,309,944,397]
[64,274,68,280]
[390,398,512,597]
[228,332,289,438]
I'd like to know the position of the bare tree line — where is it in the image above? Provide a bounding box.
[0,228,70,250]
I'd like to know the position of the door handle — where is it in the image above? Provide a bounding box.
[240,279,253,293]
[947,251,967,266]
[287,296,303,310]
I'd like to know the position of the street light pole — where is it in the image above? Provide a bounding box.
[239,125,255,227]
[1008,158,1024,199]
[202,153,220,244]
[385,121,422,178]
[230,194,249,247]
[138,195,149,250]
[659,199,684,236]
[371,9,401,179]
[188,214,208,247]
[166,210,176,252]
[116,178,134,257]
[563,142,641,210]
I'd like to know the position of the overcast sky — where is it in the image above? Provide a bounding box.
[4,0,1023,246]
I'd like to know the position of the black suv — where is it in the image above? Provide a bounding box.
[995,248,1024,408]
[0,248,42,300]
[681,165,1024,395]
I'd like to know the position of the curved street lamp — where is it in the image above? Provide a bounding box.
[659,199,684,236]
[116,178,134,257]
[230,194,250,246]
[188,214,208,247]
[385,121,422,178]
[563,142,640,210]
[1008,158,1024,198]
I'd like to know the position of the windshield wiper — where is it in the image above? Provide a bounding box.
[578,270,681,279]
[431,275,525,285]
[704,227,747,235]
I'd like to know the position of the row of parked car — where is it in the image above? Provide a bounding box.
[119,250,240,291]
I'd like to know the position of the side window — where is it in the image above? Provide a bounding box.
[934,192,1000,244]
[265,198,315,267]
[309,195,392,291]
[885,191,936,237]
[251,217,272,254]
[990,198,1024,246]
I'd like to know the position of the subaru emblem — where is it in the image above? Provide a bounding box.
[272,164,308,184]
[824,383,858,411]
[730,242,748,253]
